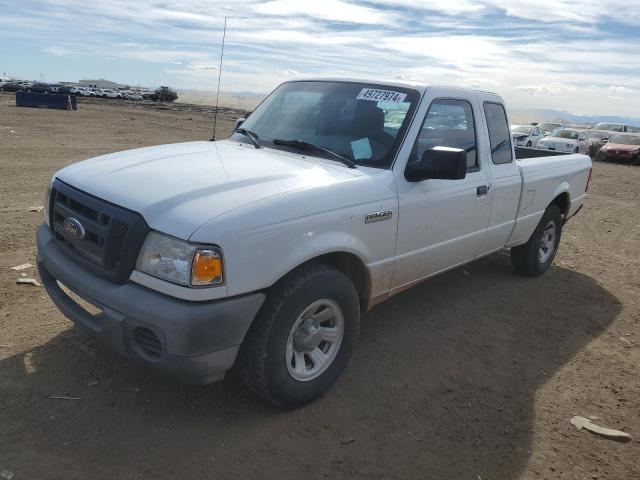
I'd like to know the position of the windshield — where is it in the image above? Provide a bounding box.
[609,134,640,145]
[538,122,561,132]
[596,123,623,132]
[231,81,419,168]
[511,125,532,134]
[555,129,580,140]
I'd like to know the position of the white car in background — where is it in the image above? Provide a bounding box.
[97,89,122,99]
[595,123,630,133]
[70,87,95,97]
[123,91,144,101]
[537,122,565,136]
[536,129,590,154]
[511,124,544,147]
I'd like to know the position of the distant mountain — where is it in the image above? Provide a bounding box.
[508,108,640,128]
[176,89,265,110]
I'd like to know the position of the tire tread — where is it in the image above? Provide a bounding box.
[238,263,345,407]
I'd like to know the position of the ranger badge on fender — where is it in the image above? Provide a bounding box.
[365,210,393,224]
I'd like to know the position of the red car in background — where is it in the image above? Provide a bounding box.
[596,134,640,164]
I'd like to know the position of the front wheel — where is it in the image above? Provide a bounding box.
[238,264,360,408]
[511,204,563,276]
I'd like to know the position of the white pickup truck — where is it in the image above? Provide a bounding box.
[37,79,592,407]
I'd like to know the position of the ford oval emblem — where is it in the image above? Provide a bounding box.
[63,217,86,240]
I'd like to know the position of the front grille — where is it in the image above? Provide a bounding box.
[133,327,163,359]
[50,179,149,283]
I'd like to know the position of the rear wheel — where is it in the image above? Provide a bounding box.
[511,204,563,277]
[238,264,360,408]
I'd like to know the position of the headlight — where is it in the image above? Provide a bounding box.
[43,177,54,226]
[136,231,223,287]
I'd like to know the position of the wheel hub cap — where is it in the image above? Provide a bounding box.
[293,319,322,352]
[285,299,345,382]
[538,220,556,263]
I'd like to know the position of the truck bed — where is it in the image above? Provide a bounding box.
[506,150,592,247]
[514,146,574,160]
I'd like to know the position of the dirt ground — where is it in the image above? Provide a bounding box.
[0,92,638,480]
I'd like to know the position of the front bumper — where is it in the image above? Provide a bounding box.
[36,225,265,384]
[599,151,640,163]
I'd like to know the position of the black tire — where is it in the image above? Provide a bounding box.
[511,204,563,277]
[238,264,360,408]
[574,147,579,153]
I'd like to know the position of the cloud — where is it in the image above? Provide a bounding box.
[3,0,640,115]
[256,0,396,25]
[43,45,71,56]
[188,63,219,70]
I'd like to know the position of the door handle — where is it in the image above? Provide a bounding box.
[477,185,489,196]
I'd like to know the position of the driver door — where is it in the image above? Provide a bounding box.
[392,97,492,291]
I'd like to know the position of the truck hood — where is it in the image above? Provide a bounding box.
[56,140,360,239]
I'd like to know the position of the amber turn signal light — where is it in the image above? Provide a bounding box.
[191,249,223,286]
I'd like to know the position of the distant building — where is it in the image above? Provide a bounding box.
[79,78,125,89]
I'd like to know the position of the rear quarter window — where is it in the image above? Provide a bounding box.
[484,102,513,164]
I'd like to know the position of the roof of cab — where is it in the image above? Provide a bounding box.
[285,77,501,99]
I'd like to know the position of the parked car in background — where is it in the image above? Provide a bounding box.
[1,82,23,92]
[123,91,143,101]
[565,124,592,130]
[536,129,590,153]
[511,124,544,147]
[595,123,629,133]
[26,82,52,93]
[584,130,610,157]
[596,134,640,163]
[97,89,122,99]
[69,87,94,96]
[537,122,565,136]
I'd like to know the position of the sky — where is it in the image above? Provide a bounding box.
[1,0,639,116]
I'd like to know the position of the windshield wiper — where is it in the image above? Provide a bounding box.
[491,140,507,153]
[272,139,357,169]
[236,128,261,149]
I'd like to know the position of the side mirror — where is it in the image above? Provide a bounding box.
[405,147,467,182]
[234,118,246,131]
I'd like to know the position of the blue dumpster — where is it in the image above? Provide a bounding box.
[16,92,77,110]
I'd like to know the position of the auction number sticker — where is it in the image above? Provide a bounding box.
[357,88,407,103]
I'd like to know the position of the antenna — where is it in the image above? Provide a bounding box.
[210,16,227,141]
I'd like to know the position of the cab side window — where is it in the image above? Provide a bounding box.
[410,99,478,171]
[484,102,512,164]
